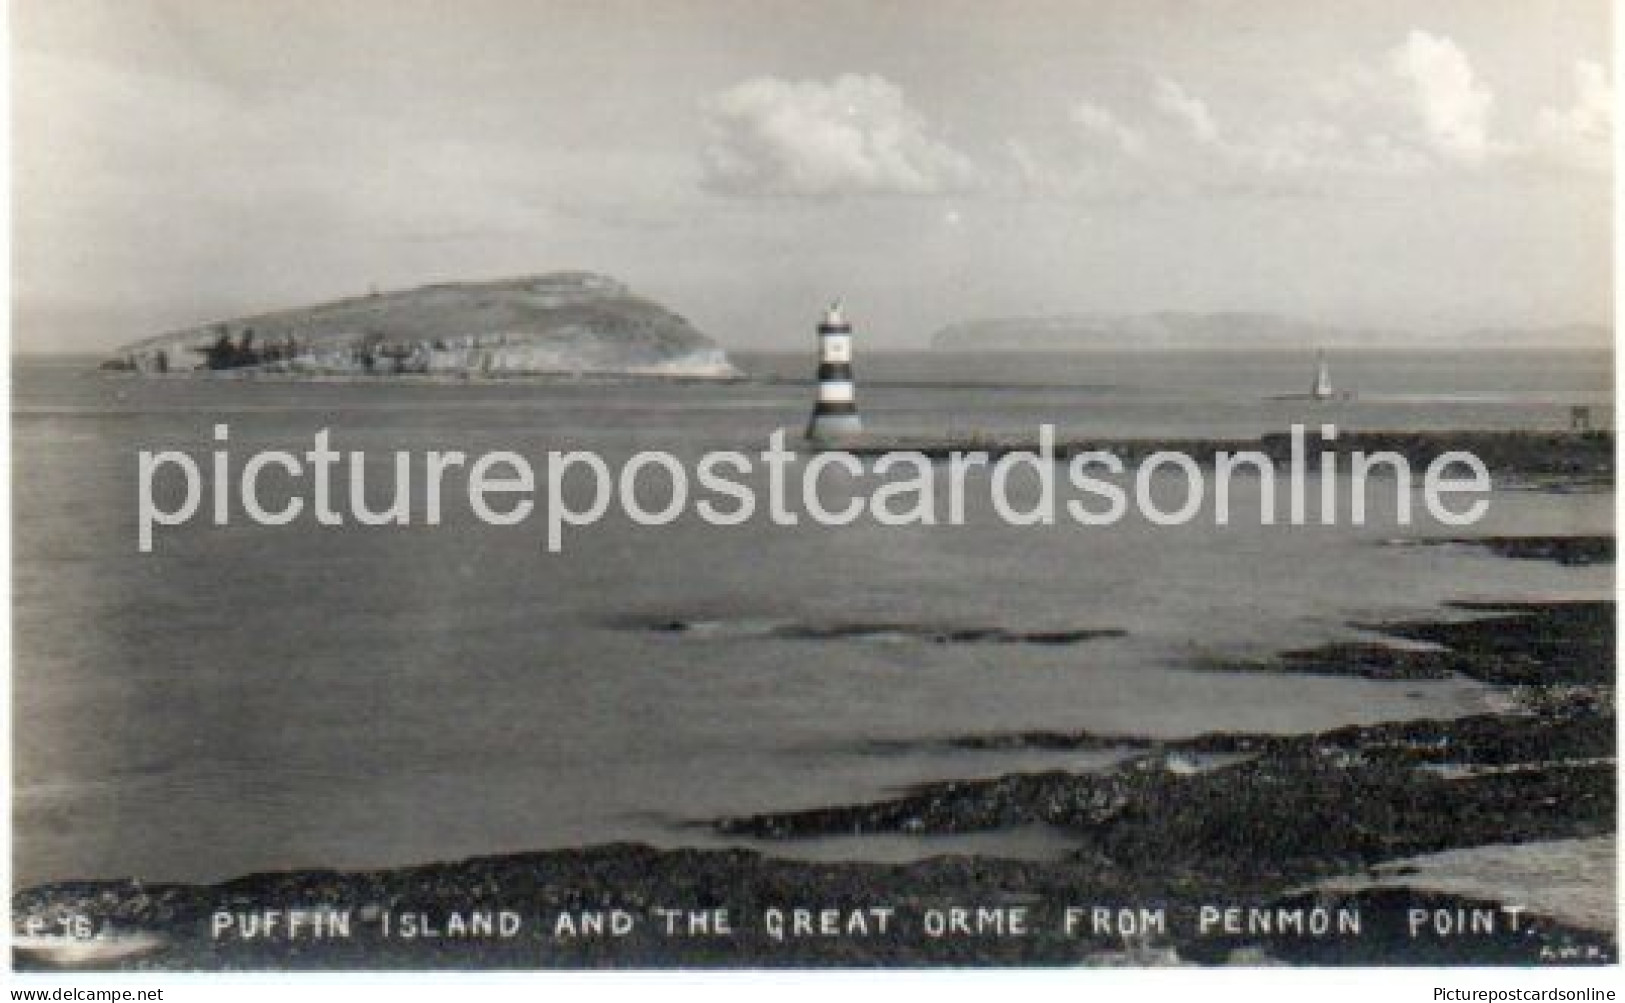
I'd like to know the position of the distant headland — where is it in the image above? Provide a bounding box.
[930,312,1611,353]
[102,271,739,379]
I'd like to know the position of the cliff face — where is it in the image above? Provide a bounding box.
[106,272,738,377]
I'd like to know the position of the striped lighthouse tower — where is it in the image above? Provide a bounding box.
[806,299,862,440]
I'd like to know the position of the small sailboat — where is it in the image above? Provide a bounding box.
[1266,351,1353,401]
[1311,352,1335,400]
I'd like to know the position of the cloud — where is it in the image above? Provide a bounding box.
[1020,28,1599,199]
[1151,78,1219,144]
[700,73,978,196]
[1535,60,1612,170]
[1388,30,1496,162]
[698,36,1603,206]
[1045,75,1426,196]
[1070,100,1146,156]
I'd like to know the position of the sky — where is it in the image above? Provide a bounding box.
[10,0,1615,353]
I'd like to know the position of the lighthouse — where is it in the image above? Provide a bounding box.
[805,299,862,440]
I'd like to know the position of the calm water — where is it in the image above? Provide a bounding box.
[11,350,1614,886]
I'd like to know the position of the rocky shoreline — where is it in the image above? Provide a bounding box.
[1395,535,1615,566]
[825,429,1614,483]
[13,572,1615,969]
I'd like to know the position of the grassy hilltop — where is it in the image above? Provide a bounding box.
[106,271,737,378]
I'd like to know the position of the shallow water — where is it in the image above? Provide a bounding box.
[11,350,1614,885]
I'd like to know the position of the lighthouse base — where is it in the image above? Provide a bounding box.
[806,412,863,440]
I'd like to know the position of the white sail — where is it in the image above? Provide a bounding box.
[1312,354,1334,399]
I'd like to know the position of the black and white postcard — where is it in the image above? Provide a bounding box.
[8,0,1617,981]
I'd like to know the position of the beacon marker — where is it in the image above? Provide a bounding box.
[805,299,862,440]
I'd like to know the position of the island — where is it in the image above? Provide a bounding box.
[101,271,739,379]
[930,312,1610,352]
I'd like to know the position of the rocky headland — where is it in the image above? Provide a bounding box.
[930,313,1610,353]
[101,272,737,379]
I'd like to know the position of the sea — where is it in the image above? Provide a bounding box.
[10,349,1615,887]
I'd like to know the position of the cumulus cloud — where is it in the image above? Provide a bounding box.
[702,37,1605,204]
[1071,100,1146,156]
[1028,28,1596,197]
[1070,76,1424,189]
[1151,78,1219,144]
[700,73,978,196]
[1536,60,1612,169]
[1388,30,1496,162]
